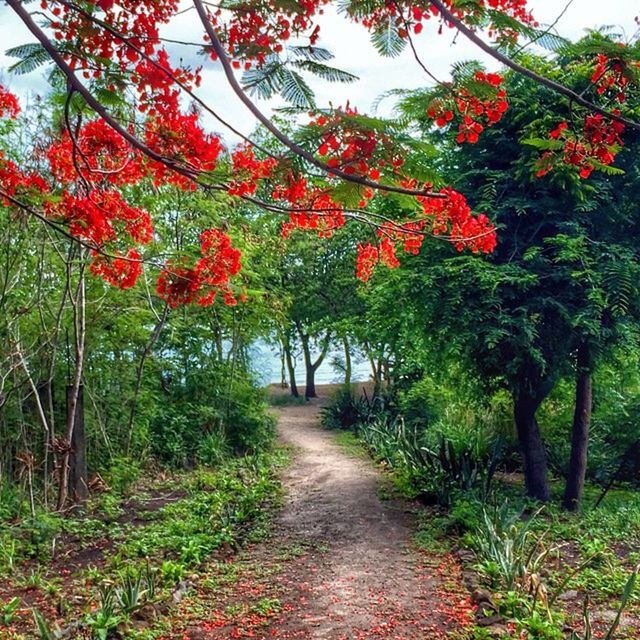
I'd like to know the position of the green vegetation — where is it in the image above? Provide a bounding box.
[0,449,287,639]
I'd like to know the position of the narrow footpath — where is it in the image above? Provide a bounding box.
[188,399,473,640]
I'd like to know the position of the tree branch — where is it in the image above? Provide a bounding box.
[192,0,447,199]
[428,0,640,131]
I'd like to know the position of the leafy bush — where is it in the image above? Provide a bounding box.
[105,457,143,495]
[321,386,381,430]
[197,430,231,466]
[353,412,502,505]
[472,502,549,593]
[149,368,274,468]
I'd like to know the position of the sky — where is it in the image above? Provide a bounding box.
[0,0,638,145]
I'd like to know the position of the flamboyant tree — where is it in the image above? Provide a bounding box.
[1,1,638,297]
[0,1,639,505]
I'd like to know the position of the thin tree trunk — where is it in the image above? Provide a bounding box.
[513,391,550,501]
[342,336,352,386]
[283,341,299,397]
[68,384,87,504]
[563,343,592,512]
[125,304,169,455]
[57,255,86,511]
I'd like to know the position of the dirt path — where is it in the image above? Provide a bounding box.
[272,401,458,639]
[187,399,473,639]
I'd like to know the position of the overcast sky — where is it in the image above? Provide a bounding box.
[0,1,637,144]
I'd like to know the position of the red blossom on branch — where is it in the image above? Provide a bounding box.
[0,85,21,119]
[156,229,242,308]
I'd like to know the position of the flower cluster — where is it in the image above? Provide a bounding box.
[0,85,20,119]
[204,0,328,67]
[590,53,639,103]
[156,229,242,307]
[145,110,223,189]
[89,249,142,290]
[44,189,153,246]
[355,188,496,281]
[536,114,625,179]
[227,147,278,197]
[0,155,49,206]
[47,119,143,186]
[311,105,403,181]
[44,0,179,72]
[428,72,508,144]
[354,0,536,43]
[134,48,202,117]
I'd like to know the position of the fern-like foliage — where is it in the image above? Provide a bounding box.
[6,43,51,75]
[603,260,638,317]
[370,16,406,58]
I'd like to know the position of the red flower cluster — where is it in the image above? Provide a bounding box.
[204,0,328,67]
[590,53,639,103]
[89,249,142,290]
[355,0,536,43]
[355,188,496,281]
[45,189,153,246]
[145,110,223,189]
[280,190,346,239]
[134,48,202,117]
[537,115,625,179]
[428,72,508,144]
[0,85,20,119]
[156,229,242,307]
[310,106,403,191]
[47,119,143,186]
[227,147,277,197]
[44,0,179,72]
[0,155,49,205]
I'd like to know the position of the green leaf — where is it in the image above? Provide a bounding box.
[280,68,316,109]
[291,60,358,83]
[521,137,565,150]
[6,42,50,75]
[288,45,334,62]
[371,17,406,58]
[242,59,286,100]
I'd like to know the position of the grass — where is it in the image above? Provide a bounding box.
[0,448,289,640]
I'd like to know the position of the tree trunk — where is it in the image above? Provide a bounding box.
[305,359,316,399]
[563,343,592,512]
[513,392,550,501]
[283,341,298,397]
[68,384,88,504]
[299,330,330,399]
[300,334,316,399]
[125,304,169,454]
[57,255,86,511]
[342,336,352,386]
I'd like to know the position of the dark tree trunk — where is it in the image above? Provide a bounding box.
[68,384,88,504]
[342,336,352,386]
[305,360,317,399]
[514,392,550,501]
[298,329,330,399]
[563,343,592,512]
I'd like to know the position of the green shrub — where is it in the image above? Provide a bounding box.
[321,386,377,430]
[197,430,231,466]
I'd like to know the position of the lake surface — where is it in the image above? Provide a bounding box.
[249,340,372,386]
